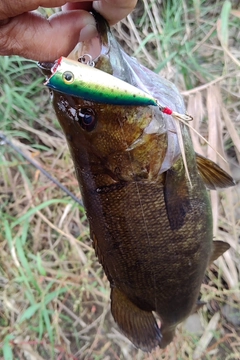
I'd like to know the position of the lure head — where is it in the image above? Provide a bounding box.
[44,57,78,94]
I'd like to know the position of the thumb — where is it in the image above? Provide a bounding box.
[0,10,97,61]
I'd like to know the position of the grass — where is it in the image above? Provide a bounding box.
[0,0,240,359]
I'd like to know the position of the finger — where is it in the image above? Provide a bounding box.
[63,0,137,24]
[0,1,82,19]
[93,0,137,25]
[0,10,97,61]
[62,1,92,11]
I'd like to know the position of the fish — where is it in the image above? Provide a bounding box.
[39,11,235,352]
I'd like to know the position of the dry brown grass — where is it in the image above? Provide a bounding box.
[0,1,240,359]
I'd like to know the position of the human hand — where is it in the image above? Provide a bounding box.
[0,1,137,61]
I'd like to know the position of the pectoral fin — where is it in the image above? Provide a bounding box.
[196,153,235,190]
[164,167,191,230]
[111,287,161,352]
[209,240,230,264]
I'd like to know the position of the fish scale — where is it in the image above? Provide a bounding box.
[87,175,211,298]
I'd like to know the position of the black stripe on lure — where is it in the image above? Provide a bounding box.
[45,56,192,122]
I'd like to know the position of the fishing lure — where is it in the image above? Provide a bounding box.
[45,56,192,122]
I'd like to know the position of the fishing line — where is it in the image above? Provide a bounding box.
[0,132,84,207]
[175,117,228,164]
[174,120,192,187]
[76,54,160,315]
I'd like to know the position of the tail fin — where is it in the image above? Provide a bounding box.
[111,287,162,352]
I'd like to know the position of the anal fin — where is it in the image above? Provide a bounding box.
[160,327,175,349]
[111,287,161,352]
[209,240,230,264]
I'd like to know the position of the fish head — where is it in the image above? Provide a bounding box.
[38,11,188,184]
[50,80,168,184]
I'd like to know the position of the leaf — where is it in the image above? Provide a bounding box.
[3,335,14,360]
[220,0,232,47]
[3,220,13,245]
[16,235,41,293]
[43,309,53,344]
[39,313,44,339]
[11,199,71,227]
[19,303,41,322]
[43,288,68,306]
[36,252,47,276]
[3,344,13,360]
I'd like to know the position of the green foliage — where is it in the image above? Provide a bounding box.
[0,56,43,131]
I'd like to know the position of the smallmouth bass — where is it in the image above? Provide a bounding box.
[39,11,234,352]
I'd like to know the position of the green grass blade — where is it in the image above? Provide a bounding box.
[15,235,41,293]
[43,309,53,344]
[19,303,41,322]
[11,199,71,228]
[220,0,232,47]
[3,335,14,360]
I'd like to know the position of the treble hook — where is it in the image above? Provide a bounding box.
[78,54,95,67]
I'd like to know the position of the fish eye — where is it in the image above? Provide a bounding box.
[77,108,97,132]
[63,71,74,84]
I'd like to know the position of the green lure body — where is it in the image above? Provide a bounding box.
[45,57,158,107]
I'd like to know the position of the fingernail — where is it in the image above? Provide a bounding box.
[79,24,98,42]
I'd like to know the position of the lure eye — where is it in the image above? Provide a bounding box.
[77,108,97,132]
[63,71,74,84]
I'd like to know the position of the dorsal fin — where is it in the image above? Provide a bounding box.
[196,153,235,190]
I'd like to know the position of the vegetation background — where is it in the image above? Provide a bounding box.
[0,0,240,359]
